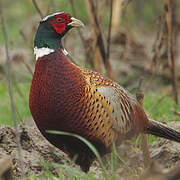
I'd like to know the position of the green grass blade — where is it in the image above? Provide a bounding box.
[46,130,108,179]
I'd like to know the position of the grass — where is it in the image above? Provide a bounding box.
[28,161,102,180]
[0,80,31,126]
[144,93,180,143]
[46,130,108,178]
[27,140,123,180]
[144,93,180,122]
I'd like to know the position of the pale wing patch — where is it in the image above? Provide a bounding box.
[97,86,133,133]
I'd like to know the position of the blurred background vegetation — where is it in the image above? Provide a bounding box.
[0,0,164,45]
[0,0,179,127]
[0,0,180,179]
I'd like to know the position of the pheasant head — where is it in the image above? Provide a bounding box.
[34,12,84,59]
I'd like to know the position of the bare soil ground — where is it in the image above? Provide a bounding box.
[0,121,73,178]
[115,122,180,179]
[0,121,180,179]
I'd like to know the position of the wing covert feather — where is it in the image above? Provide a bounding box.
[82,69,136,135]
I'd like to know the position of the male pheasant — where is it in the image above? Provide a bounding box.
[29,12,180,172]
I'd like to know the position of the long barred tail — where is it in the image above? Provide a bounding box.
[145,119,180,143]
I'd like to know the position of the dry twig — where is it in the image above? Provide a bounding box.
[0,1,25,178]
[86,0,114,79]
[86,0,105,73]
[69,0,91,61]
[111,0,123,36]
[151,16,165,69]
[162,0,178,104]
[136,89,150,168]
[19,29,33,49]
[105,0,114,80]
[32,0,44,18]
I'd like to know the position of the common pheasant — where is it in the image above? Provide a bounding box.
[29,12,180,172]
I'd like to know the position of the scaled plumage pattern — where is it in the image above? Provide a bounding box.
[29,12,180,172]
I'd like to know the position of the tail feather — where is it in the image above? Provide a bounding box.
[145,119,180,143]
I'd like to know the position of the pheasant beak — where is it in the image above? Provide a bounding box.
[68,17,85,28]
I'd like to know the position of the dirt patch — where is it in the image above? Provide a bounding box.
[0,121,74,178]
[0,121,180,179]
[150,122,180,168]
[114,121,180,179]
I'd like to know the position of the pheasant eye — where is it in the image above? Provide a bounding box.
[56,17,62,22]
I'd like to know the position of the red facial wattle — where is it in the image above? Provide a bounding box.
[49,14,71,34]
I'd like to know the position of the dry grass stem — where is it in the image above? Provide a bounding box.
[162,0,178,104]
[69,0,91,62]
[32,0,44,18]
[105,0,114,80]
[0,1,25,178]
